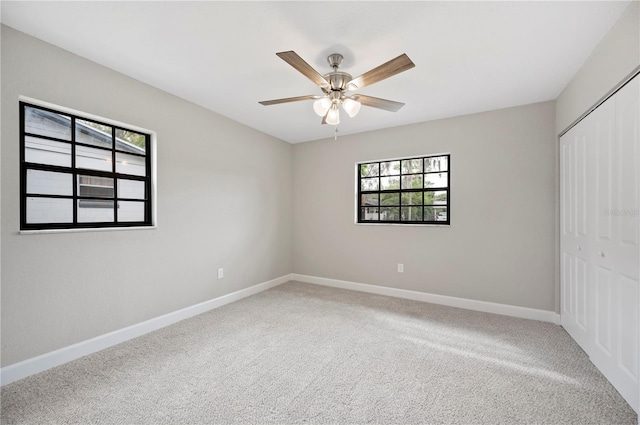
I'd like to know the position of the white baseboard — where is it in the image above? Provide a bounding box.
[292,274,561,325]
[1,274,292,386]
[1,273,561,386]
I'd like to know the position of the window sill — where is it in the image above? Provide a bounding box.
[19,225,157,235]
[355,222,450,227]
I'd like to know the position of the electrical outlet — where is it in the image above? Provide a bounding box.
[217,268,224,279]
[397,263,404,273]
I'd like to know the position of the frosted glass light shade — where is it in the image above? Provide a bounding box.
[342,98,361,118]
[313,97,332,117]
[326,106,340,125]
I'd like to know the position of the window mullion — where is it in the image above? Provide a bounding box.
[112,127,118,224]
[71,116,78,225]
[145,134,151,222]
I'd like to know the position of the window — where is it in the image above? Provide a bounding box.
[357,154,450,225]
[20,101,153,230]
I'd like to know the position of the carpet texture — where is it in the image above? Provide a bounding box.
[1,281,637,424]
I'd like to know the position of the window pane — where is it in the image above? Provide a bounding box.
[76,119,112,149]
[380,176,400,190]
[425,156,448,172]
[380,207,399,221]
[27,170,72,196]
[380,192,399,206]
[78,175,114,198]
[435,208,448,222]
[78,199,114,209]
[25,136,71,167]
[360,207,378,221]
[424,172,448,188]
[27,197,73,223]
[76,145,112,172]
[401,192,422,205]
[380,161,400,176]
[118,179,145,200]
[361,178,379,191]
[401,206,423,221]
[118,201,145,222]
[424,190,448,205]
[360,163,379,177]
[116,129,146,154]
[402,159,422,174]
[361,193,378,207]
[77,200,114,222]
[401,175,422,189]
[24,106,71,141]
[116,152,146,176]
[425,206,448,222]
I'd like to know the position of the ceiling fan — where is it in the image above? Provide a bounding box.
[259,51,415,126]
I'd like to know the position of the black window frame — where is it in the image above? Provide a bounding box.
[20,101,153,231]
[357,154,450,225]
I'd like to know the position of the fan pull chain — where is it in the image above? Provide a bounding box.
[334,126,339,141]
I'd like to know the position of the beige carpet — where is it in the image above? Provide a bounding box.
[1,281,637,424]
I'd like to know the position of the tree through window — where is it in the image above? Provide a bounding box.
[357,154,450,224]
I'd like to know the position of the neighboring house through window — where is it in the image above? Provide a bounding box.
[20,101,154,230]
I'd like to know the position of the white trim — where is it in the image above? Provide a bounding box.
[0,274,292,386]
[292,274,561,325]
[20,226,157,235]
[19,95,154,135]
[1,273,561,386]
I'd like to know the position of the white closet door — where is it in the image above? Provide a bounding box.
[594,78,640,411]
[561,76,639,412]
[560,111,591,351]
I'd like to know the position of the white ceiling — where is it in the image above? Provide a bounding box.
[1,1,632,143]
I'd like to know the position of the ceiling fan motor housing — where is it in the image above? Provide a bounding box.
[323,72,353,94]
[322,53,353,94]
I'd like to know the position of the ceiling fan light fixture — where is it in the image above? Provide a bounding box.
[313,97,332,117]
[326,105,340,125]
[342,97,361,118]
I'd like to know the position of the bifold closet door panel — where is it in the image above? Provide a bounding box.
[560,118,591,351]
[588,96,616,373]
[609,76,639,405]
[589,90,630,393]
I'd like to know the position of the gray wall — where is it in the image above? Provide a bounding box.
[1,26,293,366]
[292,101,557,312]
[556,1,639,134]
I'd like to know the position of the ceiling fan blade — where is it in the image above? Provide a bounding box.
[352,95,405,112]
[321,112,328,125]
[276,51,330,89]
[259,95,319,106]
[348,54,415,90]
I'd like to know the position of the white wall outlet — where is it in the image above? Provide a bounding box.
[397,263,404,273]
[217,268,224,279]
